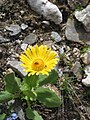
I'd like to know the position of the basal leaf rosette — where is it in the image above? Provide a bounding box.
[20,45,58,76]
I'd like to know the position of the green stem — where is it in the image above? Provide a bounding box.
[27,97,30,107]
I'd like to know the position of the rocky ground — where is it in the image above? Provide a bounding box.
[0,0,90,120]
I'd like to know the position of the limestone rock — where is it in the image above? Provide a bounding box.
[21,43,28,50]
[7,60,27,77]
[82,65,90,87]
[0,47,2,59]
[75,5,90,32]
[51,31,62,42]
[27,0,62,24]
[72,61,82,80]
[21,23,28,30]
[16,107,25,120]
[42,21,50,26]
[65,18,90,44]
[81,51,90,65]
[0,35,10,43]
[5,24,21,36]
[23,33,37,45]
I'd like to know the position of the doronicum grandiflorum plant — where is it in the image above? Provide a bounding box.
[0,45,61,120]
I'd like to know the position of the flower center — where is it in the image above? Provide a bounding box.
[32,59,45,71]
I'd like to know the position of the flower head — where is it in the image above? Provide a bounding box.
[11,113,18,119]
[6,118,12,120]
[20,45,58,76]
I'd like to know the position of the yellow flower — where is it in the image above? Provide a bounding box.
[20,45,58,76]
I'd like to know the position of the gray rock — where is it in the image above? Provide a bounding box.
[42,21,50,26]
[82,65,90,87]
[65,18,90,45]
[23,33,37,45]
[21,23,28,30]
[72,61,82,80]
[0,35,10,43]
[0,47,3,59]
[17,107,25,120]
[8,100,15,106]
[7,60,27,77]
[15,105,25,120]
[27,0,62,24]
[41,21,50,28]
[59,47,64,54]
[20,10,25,15]
[81,51,90,65]
[21,43,28,50]
[51,31,62,42]
[75,5,90,32]
[5,24,21,36]
[0,0,5,6]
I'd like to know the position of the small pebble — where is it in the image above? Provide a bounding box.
[23,33,37,45]
[5,24,21,36]
[20,10,25,15]
[51,31,62,42]
[21,43,28,50]
[0,48,2,59]
[21,23,28,30]
[42,21,50,26]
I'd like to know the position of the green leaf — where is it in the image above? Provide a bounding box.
[22,90,36,100]
[20,81,29,92]
[32,111,43,120]
[81,45,90,53]
[26,107,43,120]
[0,114,6,120]
[15,77,21,87]
[24,75,39,89]
[20,79,37,100]
[38,70,58,86]
[26,108,35,119]
[35,87,61,107]
[0,91,13,103]
[5,72,20,94]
